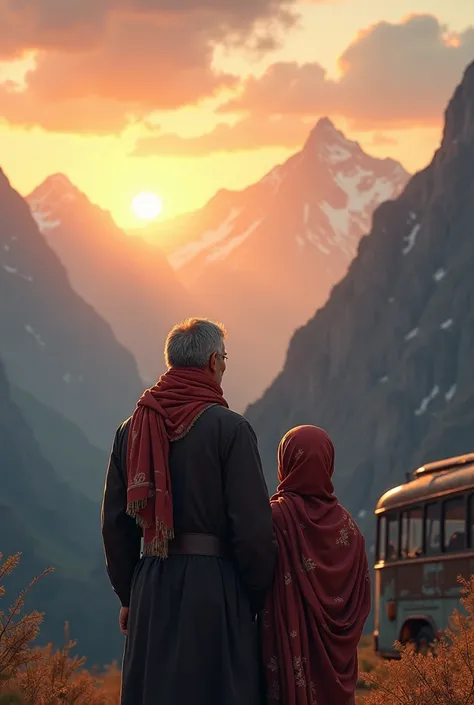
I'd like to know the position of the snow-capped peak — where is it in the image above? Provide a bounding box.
[28,174,81,234]
[158,118,409,277]
[32,173,78,202]
[304,117,358,160]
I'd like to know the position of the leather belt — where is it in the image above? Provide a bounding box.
[167,532,226,558]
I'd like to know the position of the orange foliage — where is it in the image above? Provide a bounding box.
[361,576,474,704]
[0,552,120,704]
[6,549,474,705]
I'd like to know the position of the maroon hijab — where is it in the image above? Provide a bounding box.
[261,426,371,705]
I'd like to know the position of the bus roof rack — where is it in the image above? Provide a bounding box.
[413,453,474,480]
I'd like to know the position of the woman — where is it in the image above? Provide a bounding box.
[261,425,371,705]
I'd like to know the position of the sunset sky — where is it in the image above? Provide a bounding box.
[1,0,473,229]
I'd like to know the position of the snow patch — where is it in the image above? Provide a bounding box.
[261,165,283,193]
[325,143,352,164]
[296,236,305,248]
[405,327,419,341]
[303,203,310,225]
[2,264,33,282]
[31,210,61,233]
[414,386,439,416]
[25,324,45,347]
[445,385,457,402]
[402,223,421,255]
[169,208,242,269]
[206,219,263,262]
[305,229,320,246]
[320,166,399,257]
[28,174,76,232]
[440,319,453,330]
[434,268,446,282]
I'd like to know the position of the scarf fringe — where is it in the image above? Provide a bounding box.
[126,508,175,558]
[126,499,152,530]
[142,521,175,558]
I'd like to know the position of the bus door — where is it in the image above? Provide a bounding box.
[377,512,399,653]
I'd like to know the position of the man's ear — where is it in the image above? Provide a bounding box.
[209,351,217,372]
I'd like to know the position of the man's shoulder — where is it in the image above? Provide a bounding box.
[206,404,245,423]
[117,417,132,435]
[204,405,253,433]
[113,417,131,451]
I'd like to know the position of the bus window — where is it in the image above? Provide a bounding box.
[470,495,474,548]
[444,496,466,552]
[401,512,408,559]
[407,507,423,557]
[387,513,398,560]
[425,502,441,555]
[378,516,387,561]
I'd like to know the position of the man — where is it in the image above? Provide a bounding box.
[102,317,277,705]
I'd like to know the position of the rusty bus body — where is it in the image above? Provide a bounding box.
[373,452,474,658]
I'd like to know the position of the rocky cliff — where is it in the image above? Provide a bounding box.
[246,62,474,545]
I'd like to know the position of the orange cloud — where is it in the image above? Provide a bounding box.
[220,15,474,129]
[0,84,136,133]
[0,0,302,132]
[369,133,398,147]
[132,115,311,156]
[0,0,296,58]
[129,14,474,157]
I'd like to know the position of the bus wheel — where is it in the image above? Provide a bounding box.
[415,625,436,655]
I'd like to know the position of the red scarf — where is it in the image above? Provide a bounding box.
[126,367,228,557]
[261,426,371,705]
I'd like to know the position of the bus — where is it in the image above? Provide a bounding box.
[373,452,474,658]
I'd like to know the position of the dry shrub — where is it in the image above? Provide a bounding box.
[0,553,52,684]
[10,626,121,704]
[358,635,380,689]
[361,576,474,704]
[0,552,121,704]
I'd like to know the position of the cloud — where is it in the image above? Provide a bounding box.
[0,84,136,133]
[131,14,474,157]
[132,115,311,156]
[0,0,301,132]
[369,132,398,147]
[219,15,474,130]
[0,0,295,57]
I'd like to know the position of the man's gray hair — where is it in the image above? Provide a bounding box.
[165,318,227,369]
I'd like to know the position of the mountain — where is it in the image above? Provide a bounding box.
[245,62,474,546]
[27,174,191,386]
[0,169,144,450]
[0,357,121,665]
[10,384,107,502]
[140,118,409,410]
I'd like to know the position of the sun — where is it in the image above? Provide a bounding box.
[132,192,163,220]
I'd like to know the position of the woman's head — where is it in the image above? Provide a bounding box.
[277,425,335,498]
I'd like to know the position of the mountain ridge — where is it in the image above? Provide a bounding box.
[139,117,410,410]
[27,174,191,386]
[0,356,122,665]
[0,167,144,450]
[245,62,474,542]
